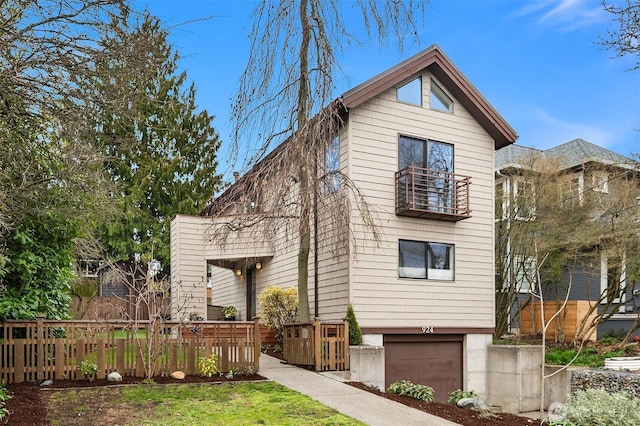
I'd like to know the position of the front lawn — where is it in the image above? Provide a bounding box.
[45,381,365,425]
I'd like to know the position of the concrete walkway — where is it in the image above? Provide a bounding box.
[259,354,460,426]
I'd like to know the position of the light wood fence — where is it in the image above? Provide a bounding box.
[0,317,261,384]
[282,320,349,372]
[70,296,170,321]
[520,300,597,342]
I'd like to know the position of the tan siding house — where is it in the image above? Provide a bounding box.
[171,45,517,399]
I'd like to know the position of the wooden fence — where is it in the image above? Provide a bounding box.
[0,317,262,384]
[70,296,171,321]
[520,300,597,342]
[282,320,349,372]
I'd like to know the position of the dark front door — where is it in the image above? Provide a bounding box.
[246,268,256,320]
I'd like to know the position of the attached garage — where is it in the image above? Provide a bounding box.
[384,334,463,402]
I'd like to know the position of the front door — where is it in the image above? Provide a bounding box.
[246,267,256,320]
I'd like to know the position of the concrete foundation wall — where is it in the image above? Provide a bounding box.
[349,346,385,391]
[465,334,491,396]
[487,345,542,413]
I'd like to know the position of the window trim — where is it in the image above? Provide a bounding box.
[601,253,626,307]
[398,239,455,281]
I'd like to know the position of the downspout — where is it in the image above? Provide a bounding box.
[314,150,319,318]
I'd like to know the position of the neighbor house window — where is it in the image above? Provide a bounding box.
[515,256,536,293]
[324,136,340,193]
[601,253,625,305]
[514,180,535,220]
[399,240,454,280]
[430,79,453,112]
[592,171,609,193]
[397,76,422,106]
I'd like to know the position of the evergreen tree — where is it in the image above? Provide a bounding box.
[87,14,223,271]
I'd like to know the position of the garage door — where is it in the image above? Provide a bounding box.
[384,334,463,402]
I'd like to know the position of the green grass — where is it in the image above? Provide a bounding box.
[47,382,365,425]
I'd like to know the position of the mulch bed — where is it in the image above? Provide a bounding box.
[347,382,543,426]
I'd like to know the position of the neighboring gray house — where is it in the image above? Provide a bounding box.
[495,138,640,340]
[171,45,517,400]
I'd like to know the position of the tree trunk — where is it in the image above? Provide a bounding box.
[296,0,312,323]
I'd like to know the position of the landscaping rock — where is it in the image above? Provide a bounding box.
[547,401,566,423]
[457,397,489,411]
[171,371,185,380]
[39,380,53,387]
[107,372,122,382]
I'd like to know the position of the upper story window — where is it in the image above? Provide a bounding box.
[496,180,507,219]
[399,136,453,172]
[398,135,456,213]
[324,136,340,193]
[592,171,609,193]
[398,239,455,280]
[514,180,535,220]
[430,79,453,112]
[397,76,422,106]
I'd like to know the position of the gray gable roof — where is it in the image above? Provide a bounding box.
[496,138,636,172]
[545,138,634,169]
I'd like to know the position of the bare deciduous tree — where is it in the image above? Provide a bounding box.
[600,0,640,71]
[495,150,640,342]
[211,0,426,322]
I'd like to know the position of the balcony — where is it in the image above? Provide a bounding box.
[395,166,471,221]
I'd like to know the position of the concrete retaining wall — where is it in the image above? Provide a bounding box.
[349,346,385,391]
[487,345,542,413]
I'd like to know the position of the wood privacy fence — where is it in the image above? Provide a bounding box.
[0,317,261,384]
[520,300,597,342]
[70,296,171,321]
[282,320,349,372]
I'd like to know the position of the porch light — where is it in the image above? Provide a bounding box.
[255,262,262,270]
[235,269,242,277]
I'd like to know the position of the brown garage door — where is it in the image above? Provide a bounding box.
[384,334,463,402]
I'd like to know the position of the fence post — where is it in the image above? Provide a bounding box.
[36,315,44,381]
[343,319,350,370]
[253,318,261,370]
[314,319,321,371]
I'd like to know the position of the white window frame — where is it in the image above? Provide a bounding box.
[514,179,536,220]
[601,253,626,308]
[592,171,609,193]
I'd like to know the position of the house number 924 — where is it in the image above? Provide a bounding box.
[421,326,434,334]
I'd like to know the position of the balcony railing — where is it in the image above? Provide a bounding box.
[395,166,471,221]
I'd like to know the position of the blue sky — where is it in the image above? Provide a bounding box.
[136,0,639,177]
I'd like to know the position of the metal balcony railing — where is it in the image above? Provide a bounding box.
[395,166,471,221]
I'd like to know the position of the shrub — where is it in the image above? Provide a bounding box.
[387,380,434,402]
[258,285,298,338]
[545,346,623,368]
[0,383,11,420]
[447,389,479,405]
[198,354,220,377]
[552,388,640,426]
[79,360,97,379]
[345,304,363,346]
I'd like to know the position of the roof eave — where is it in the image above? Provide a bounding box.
[341,45,517,149]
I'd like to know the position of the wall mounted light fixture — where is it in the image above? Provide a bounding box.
[255,262,262,270]
[235,269,242,277]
